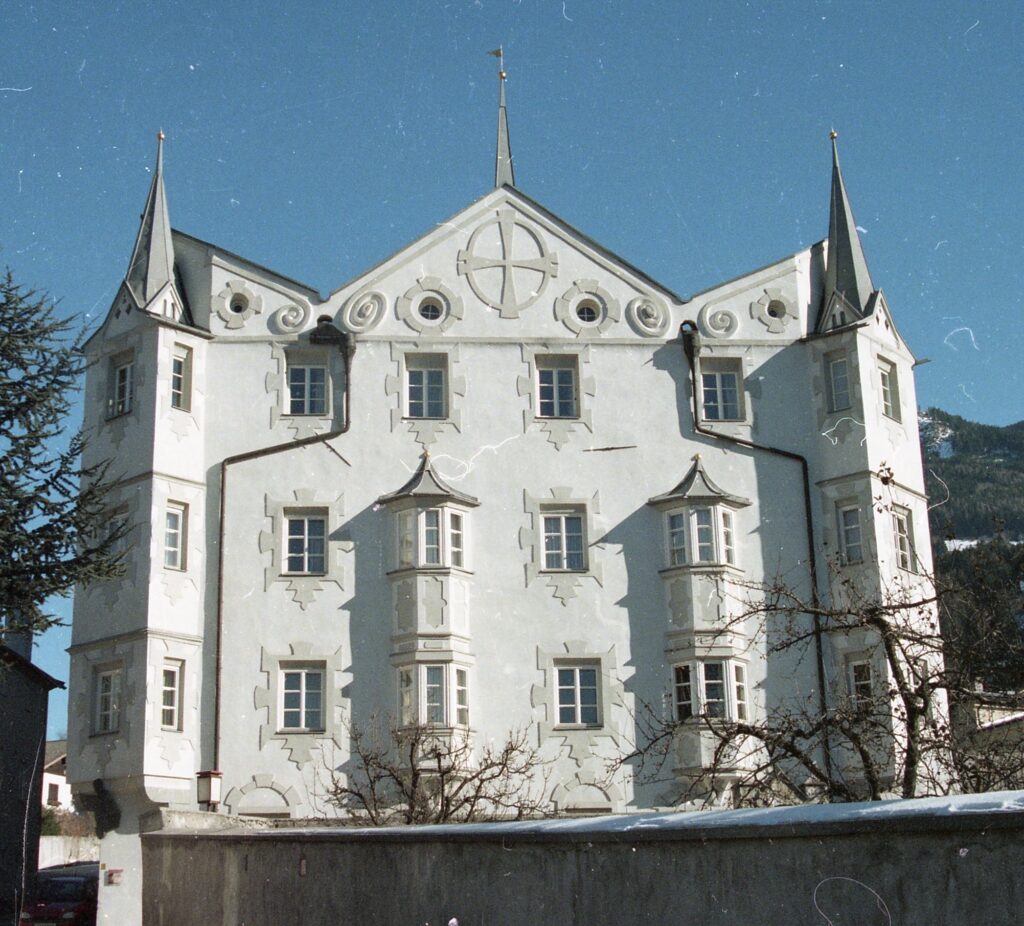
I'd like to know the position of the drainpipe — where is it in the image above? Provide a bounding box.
[211,316,355,773]
[678,321,834,785]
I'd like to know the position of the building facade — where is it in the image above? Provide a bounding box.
[68,81,933,918]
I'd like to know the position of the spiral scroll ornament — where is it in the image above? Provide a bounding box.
[625,296,670,338]
[272,300,311,334]
[341,290,387,333]
[698,304,739,338]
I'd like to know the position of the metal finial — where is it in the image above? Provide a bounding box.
[692,453,702,462]
[829,129,838,141]
[158,129,166,141]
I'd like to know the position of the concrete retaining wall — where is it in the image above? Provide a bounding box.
[142,796,1024,925]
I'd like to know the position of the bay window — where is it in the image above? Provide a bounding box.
[664,505,740,568]
[673,659,748,722]
[396,505,470,570]
[398,663,470,728]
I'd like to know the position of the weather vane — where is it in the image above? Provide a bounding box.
[488,45,505,80]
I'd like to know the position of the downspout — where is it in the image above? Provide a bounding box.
[212,316,355,772]
[678,321,834,785]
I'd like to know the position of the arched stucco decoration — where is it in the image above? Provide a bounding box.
[213,280,263,330]
[340,289,387,333]
[259,489,350,609]
[521,487,603,604]
[254,642,347,767]
[625,295,671,338]
[223,774,302,816]
[384,341,466,447]
[749,288,796,334]
[554,279,621,337]
[516,343,595,450]
[550,776,624,814]
[396,277,464,334]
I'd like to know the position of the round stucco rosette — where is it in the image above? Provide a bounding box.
[213,280,263,330]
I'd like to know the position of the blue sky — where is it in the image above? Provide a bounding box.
[2,0,1022,735]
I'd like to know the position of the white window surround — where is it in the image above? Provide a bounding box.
[523,488,603,604]
[107,356,134,419]
[826,354,851,412]
[397,663,471,728]
[279,666,325,732]
[542,509,586,572]
[892,506,916,572]
[517,344,595,451]
[556,662,601,727]
[161,660,183,731]
[405,354,448,420]
[663,505,738,570]
[395,505,470,571]
[164,502,187,571]
[287,363,328,416]
[699,358,744,422]
[878,357,900,422]
[170,344,192,412]
[284,512,327,575]
[838,503,864,565]
[673,659,748,722]
[94,667,122,735]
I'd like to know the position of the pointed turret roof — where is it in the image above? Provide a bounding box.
[647,455,750,509]
[125,131,176,308]
[376,451,480,507]
[494,52,515,188]
[822,132,874,321]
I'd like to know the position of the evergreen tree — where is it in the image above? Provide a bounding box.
[0,269,124,639]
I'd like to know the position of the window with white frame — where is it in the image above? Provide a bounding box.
[280,666,324,732]
[170,344,192,412]
[94,667,122,734]
[107,356,134,418]
[406,355,447,419]
[838,504,864,564]
[878,358,900,422]
[164,502,187,570]
[664,507,738,568]
[397,664,470,727]
[542,509,586,571]
[827,354,851,412]
[892,507,915,572]
[285,513,327,575]
[396,507,468,570]
[673,660,747,722]
[700,358,743,421]
[848,660,874,708]
[161,661,183,730]
[536,356,579,419]
[287,362,328,416]
[556,663,601,727]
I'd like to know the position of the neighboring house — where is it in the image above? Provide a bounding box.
[67,75,934,922]
[41,740,73,812]
[0,640,65,920]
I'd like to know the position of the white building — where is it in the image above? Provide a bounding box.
[68,75,932,918]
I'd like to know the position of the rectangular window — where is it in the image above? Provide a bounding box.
[694,508,716,563]
[424,665,445,724]
[47,783,60,806]
[827,356,851,412]
[700,359,743,421]
[702,661,727,718]
[94,668,122,734]
[164,503,187,570]
[878,359,900,421]
[170,344,192,412]
[286,514,327,575]
[668,512,688,566]
[399,667,415,726]
[543,511,586,571]
[455,667,469,727]
[537,357,579,418]
[674,664,693,721]
[397,508,469,570]
[734,664,748,721]
[398,510,415,568]
[407,356,447,419]
[839,505,864,564]
[161,661,182,730]
[108,358,134,418]
[557,664,600,726]
[288,364,327,416]
[422,509,442,566]
[849,660,873,707]
[449,513,464,569]
[892,507,915,572]
[721,511,736,565]
[280,667,323,731]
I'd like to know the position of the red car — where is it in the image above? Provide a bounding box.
[20,861,98,926]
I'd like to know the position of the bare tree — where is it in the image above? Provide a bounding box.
[325,716,553,825]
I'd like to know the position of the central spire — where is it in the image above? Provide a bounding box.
[491,46,515,188]
[824,130,874,317]
[125,130,176,308]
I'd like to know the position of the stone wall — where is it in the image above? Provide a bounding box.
[142,794,1024,925]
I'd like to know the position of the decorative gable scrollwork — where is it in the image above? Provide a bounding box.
[626,295,671,338]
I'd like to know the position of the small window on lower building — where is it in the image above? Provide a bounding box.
[161,661,183,730]
[280,667,324,732]
[94,667,122,735]
[556,663,601,727]
[285,513,327,575]
[47,783,60,806]
[700,358,743,421]
[542,510,586,571]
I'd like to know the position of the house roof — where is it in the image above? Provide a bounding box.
[44,739,67,770]
[0,644,65,691]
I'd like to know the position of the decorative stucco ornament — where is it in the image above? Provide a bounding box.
[396,277,464,333]
[626,295,671,337]
[457,209,558,318]
[341,289,387,333]
[213,280,262,330]
[272,300,311,334]
[554,280,621,336]
[697,304,739,338]
[749,289,795,334]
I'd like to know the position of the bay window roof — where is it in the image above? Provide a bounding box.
[647,454,750,510]
[376,450,480,508]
